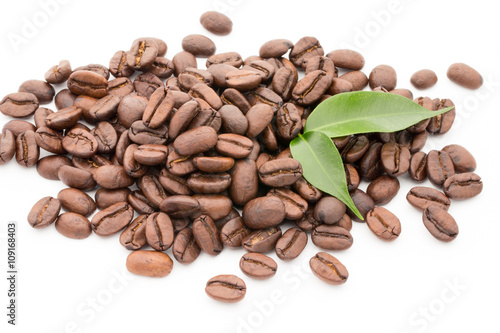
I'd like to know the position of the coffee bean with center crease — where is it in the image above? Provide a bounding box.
[55,213,92,239]
[57,165,96,191]
[27,196,61,229]
[427,99,455,135]
[145,212,174,251]
[45,106,82,131]
[221,88,251,114]
[91,122,118,154]
[273,67,298,101]
[293,177,322,203]
[312,225,353,251]
[149,57,174,79]
[193,156,234,173]
[442,144,476,173]
[143,87,175,129]
[67,70,108,98]
[341,135,370,163]
[443,172,483,199]
[225,70,262,91]
[313,196,346,225]
[45,60,72,84]
[189,84,222,110]
[0,92,39,118]
[426,150,455,186]
[119,215,148,250]
[366,207,401,241]
[242,226,282,253]
[95,188,131,210]
[87,95,121,123]
[267,188,308,221]
[193,214,223,255]
[173,126,217,156]
[380,142,411,177]
[310,252,349,285]
[62,128,98,158]
[409,151,427,181]
[366,175,400,205]
[276,103,302,141]
[34,126,65,154]
[165,150,199,176]
[109,51,134,78]
[129,121,168,145]
[275,227,308,261]
[347,189,375,222]
[205,274,246,304]
[406,186,451,211]
[200,11,233,36]
[91,202,134,236]
[246,87,283,114]
[292,70,332,106]
[159,168,191,195]
[344,164,360,192]
[220,216,252,248]
[127,39,158,71]
[137,172,168,207]
[57,188,96,217]
[239,253,277,280]
[422,206,458,242]
[128,190,155,214]
[258,158,302,187]
[216,133,253,159]
[179,68,214,91]
[126,250,173,278]
[160,195,200,218]
[133,144,168,166]
[289,36,324,67]
[16,131,39,168]
[206,52,242,68]
[18,80,55,104]
[0,130,16,165]
[172,227,201,264]
[73,64,110,79]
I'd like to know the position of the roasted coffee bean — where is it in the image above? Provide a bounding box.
[304,56,336,78]
[109,50,134,78]
[220,217,251,248]
[182,34,216,57]
[230,159,259,206]
[57,188,96,217]
[67,70,108,98]
[411,69,438,89]
[91,122,118,154]
[366,175,400,205]
[295,208,322,232]
[142,88,174,129]
[206,51,242,68]
[409,151,428,181]
[289,36,324,67]
[369,65,397,90]
[192,157,234,174]
[276,103,302,141]
[442,144,476,173]
[221,88,251,114]
[200,11,232,35]
[214,208,240,229]
[159,168,191,195]
[16,130,39,168]
[129,121,168,145]
[293,177,322,203]
[194,194,233,220]
[145,212,174,251]
[132,37,167,57]
[91,202,134,236]
[260,39,293,58]
[347,189,375,222]
[205,274,246,303]
[239,253,278,280]
[268,188,308,221]
[189,84,222,110]
[27,196,61,229]
[208,64,237,88]
[54,89,77,110]
[62,128,98,158]
[174,126,217,156]
[120,215,148,250]
[366,207,401,241]
[423,206,458,242]
[187,101,221,131]
[443,172,483,199]
[133,144,168,166]
[359,141,384,180]
[225,70,261,91]
[86,95,121,123]
[160,195,200,218]
[34,126,64,154]
[242,60,275,82]
[339,71,368,91]
[293,70,332,106]
[172,227,201,264]
[94,165,135,189]
[258,158,302,187]
[0,130,16,165]
[245,104,274,139]
[172,51,198,76]
[18,80,55,104]
[73,64,110,79]
[127,39,158,70]
[311,225,353,251]
[310,252,348,285]
[128,190,155,214]
[344,164,360,192]
[380,142,411,177]
[313,196,346,225]
[172,218,190,233]
[242,226,282,253]
[187,172,231,194]
[126,250,173,278]
[33,107,54,128]
[121,144,146,178]
[45,59,72,84]
[406,186,451,211]
[426,150,455,186]
[45,106,82,131]
[275,227,307,261]
[72,155,111,175]
[340,135,369,163]
[447,63,483,89]
[336,214,352,231]
[116,94,147,128]
[55,213,92,239]
[179,68,214,91]
[193,214,223,255]
[216,133,253,158]
[168,101,199,139]
[326,49,365,70]
[427,99,455,135]
[36,155,72,180]
[246,87,283,113]
[58,165,96,191]
[95,188,131,210]
[0,92,39,118]
[272,67,298,100]
[242,196,285,229]
[133,72,163,99]
[108,76,133,97]
[149,57,175,78]
[165,150,198,176]
[328,78,353,95]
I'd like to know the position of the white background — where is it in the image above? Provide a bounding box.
[1,0,499,332]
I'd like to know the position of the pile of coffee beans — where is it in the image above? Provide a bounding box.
[0,10,484,303]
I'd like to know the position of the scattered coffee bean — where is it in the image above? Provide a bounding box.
[447,63,483,89]
[443,172,483,199]
[200,11,233,36]
[406,186,451,211]
[422,206,458,242]
[27,196,61,229]
[205,275,246,303]
[240,253,278,279]
[366,207,401,241]
[310,252,348,285]
[126,250,173,278]
[410,69,438,89]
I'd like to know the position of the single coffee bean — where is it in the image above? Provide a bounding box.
[193,194,233,221]
[160,195,200,218]
[406,186,451,211]
[426,150,455,186]
[208,64,236,88]
[366,207,401,241]
[57,188,96,217]
[369,65,397,90]
[18,80,55,105]
[243,196,285,229]
[205,274,246,304]
[27,196,61,229]
[0,92,39,118]
[73,64,110,79]
[303,56,336,79]
[173,126,217,156]
[58,165,96,191]
[447,63,483,89]
[126,250,173,278]
[132,37,167,57]
[55,212,92,239]
[225,70,262,91]
[206,51,243,68]
[62,128,98,158]
[0,130,16,165]
[127,39,158,70]
[427,99,455,135]
[380,142,411,177]
[242,226,282,253]
[159,168,191,195]
[409,151,428,181]
[117,94,148,128]
[230,158,258,206]
[310,252,348,285]
[119,215,148,250]
[95,188,131,210]
[443,172,483,199]
[258,158,302,187]
[45,106,82,131]
[220,217,252,248]
[45,60,72,84]
[36,155,72,180]
[179,68,214,91]
[67,70,108,98]
[293,177,322,203]
[289,36,324,67]
[149,57,175,78]
[215,133,253,159]
[339,71,368,91]
[295,208,322,232]
[133,144,168,166]
[272,67,298,100]
[192,214,223,255]
[313,195,347,225]
[172,227,201,264]
[366,175,400,205]
[165,150,198,176]
[172,51,198,77]
[189,84,222,110]
[293,70,332,106]
[340,135,370,163]
[94,165,134,189]
[91,122,118,154]
[312,225,353,251]
[54,89,76,110]
[33,107,54,128]
[109,50,134,78]
[410,69,438,89]
[86,95,121,123]
[129,121,168,145]
[275,227,308,261]
[335,213,352,231]
[259,39,293,58]
[182,34,216,57]
[442,144,476,173]
[172,218,190,233]
[142,88,175,129]
[276,103,302,141]
[344,164,360,192]
[187,172,231,194]
[108,76,134,97]
[34,126,64,154]
[267,188,308,221]
[200,11,233,35]
[193,156,234,173]
[245,104,274,139]
[145,212,174,251]
[242,60,275,82]
[347,189,375,222]
[423,206,458,242]
[16,130,39,168]
[91,202,134,236]
[218,105,248,135]
[128,190,155,214]
[239,253,278,280]
[221,88,251,114]
[168,101,200,139]
[326,49,365,70]
[328,78,353,95]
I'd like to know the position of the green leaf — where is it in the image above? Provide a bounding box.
[290,131,363,220]
[304,91,454,138]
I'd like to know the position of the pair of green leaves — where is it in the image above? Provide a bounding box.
[290,92,453,220]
